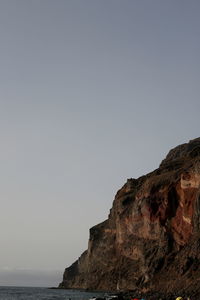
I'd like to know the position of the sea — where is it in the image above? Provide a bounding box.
[0,287,106,300]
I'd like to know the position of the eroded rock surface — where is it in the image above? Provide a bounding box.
[59,138,200,296]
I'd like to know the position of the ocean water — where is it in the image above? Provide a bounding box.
[0,287,106,300]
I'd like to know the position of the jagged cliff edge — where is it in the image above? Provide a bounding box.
[59,138,200,295]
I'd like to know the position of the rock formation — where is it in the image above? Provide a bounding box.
[59,138,200,296]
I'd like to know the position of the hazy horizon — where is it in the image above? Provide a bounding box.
[0,268,62,287]
[0,0,200,287]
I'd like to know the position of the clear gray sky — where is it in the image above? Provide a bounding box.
[0,0,199,287]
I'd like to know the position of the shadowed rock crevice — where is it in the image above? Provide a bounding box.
[166,186,179,221]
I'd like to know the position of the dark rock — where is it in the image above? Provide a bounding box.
[59,138,200,297]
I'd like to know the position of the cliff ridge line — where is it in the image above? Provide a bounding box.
[59,138,200,295]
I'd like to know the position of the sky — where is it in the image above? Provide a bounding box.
[0,0,200,287]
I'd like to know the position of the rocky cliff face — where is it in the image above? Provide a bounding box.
[59,138,200,295]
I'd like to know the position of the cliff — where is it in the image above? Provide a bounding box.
[59,138,200,295]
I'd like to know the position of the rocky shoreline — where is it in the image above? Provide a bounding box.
[87,291,196,300]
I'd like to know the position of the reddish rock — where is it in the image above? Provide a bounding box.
[59,138,200,297]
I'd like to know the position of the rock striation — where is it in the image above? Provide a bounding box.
[59,138,200,296]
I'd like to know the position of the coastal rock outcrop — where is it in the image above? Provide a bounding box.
[59,138,200,296]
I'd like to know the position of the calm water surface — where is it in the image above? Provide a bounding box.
[0,287,106,300]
